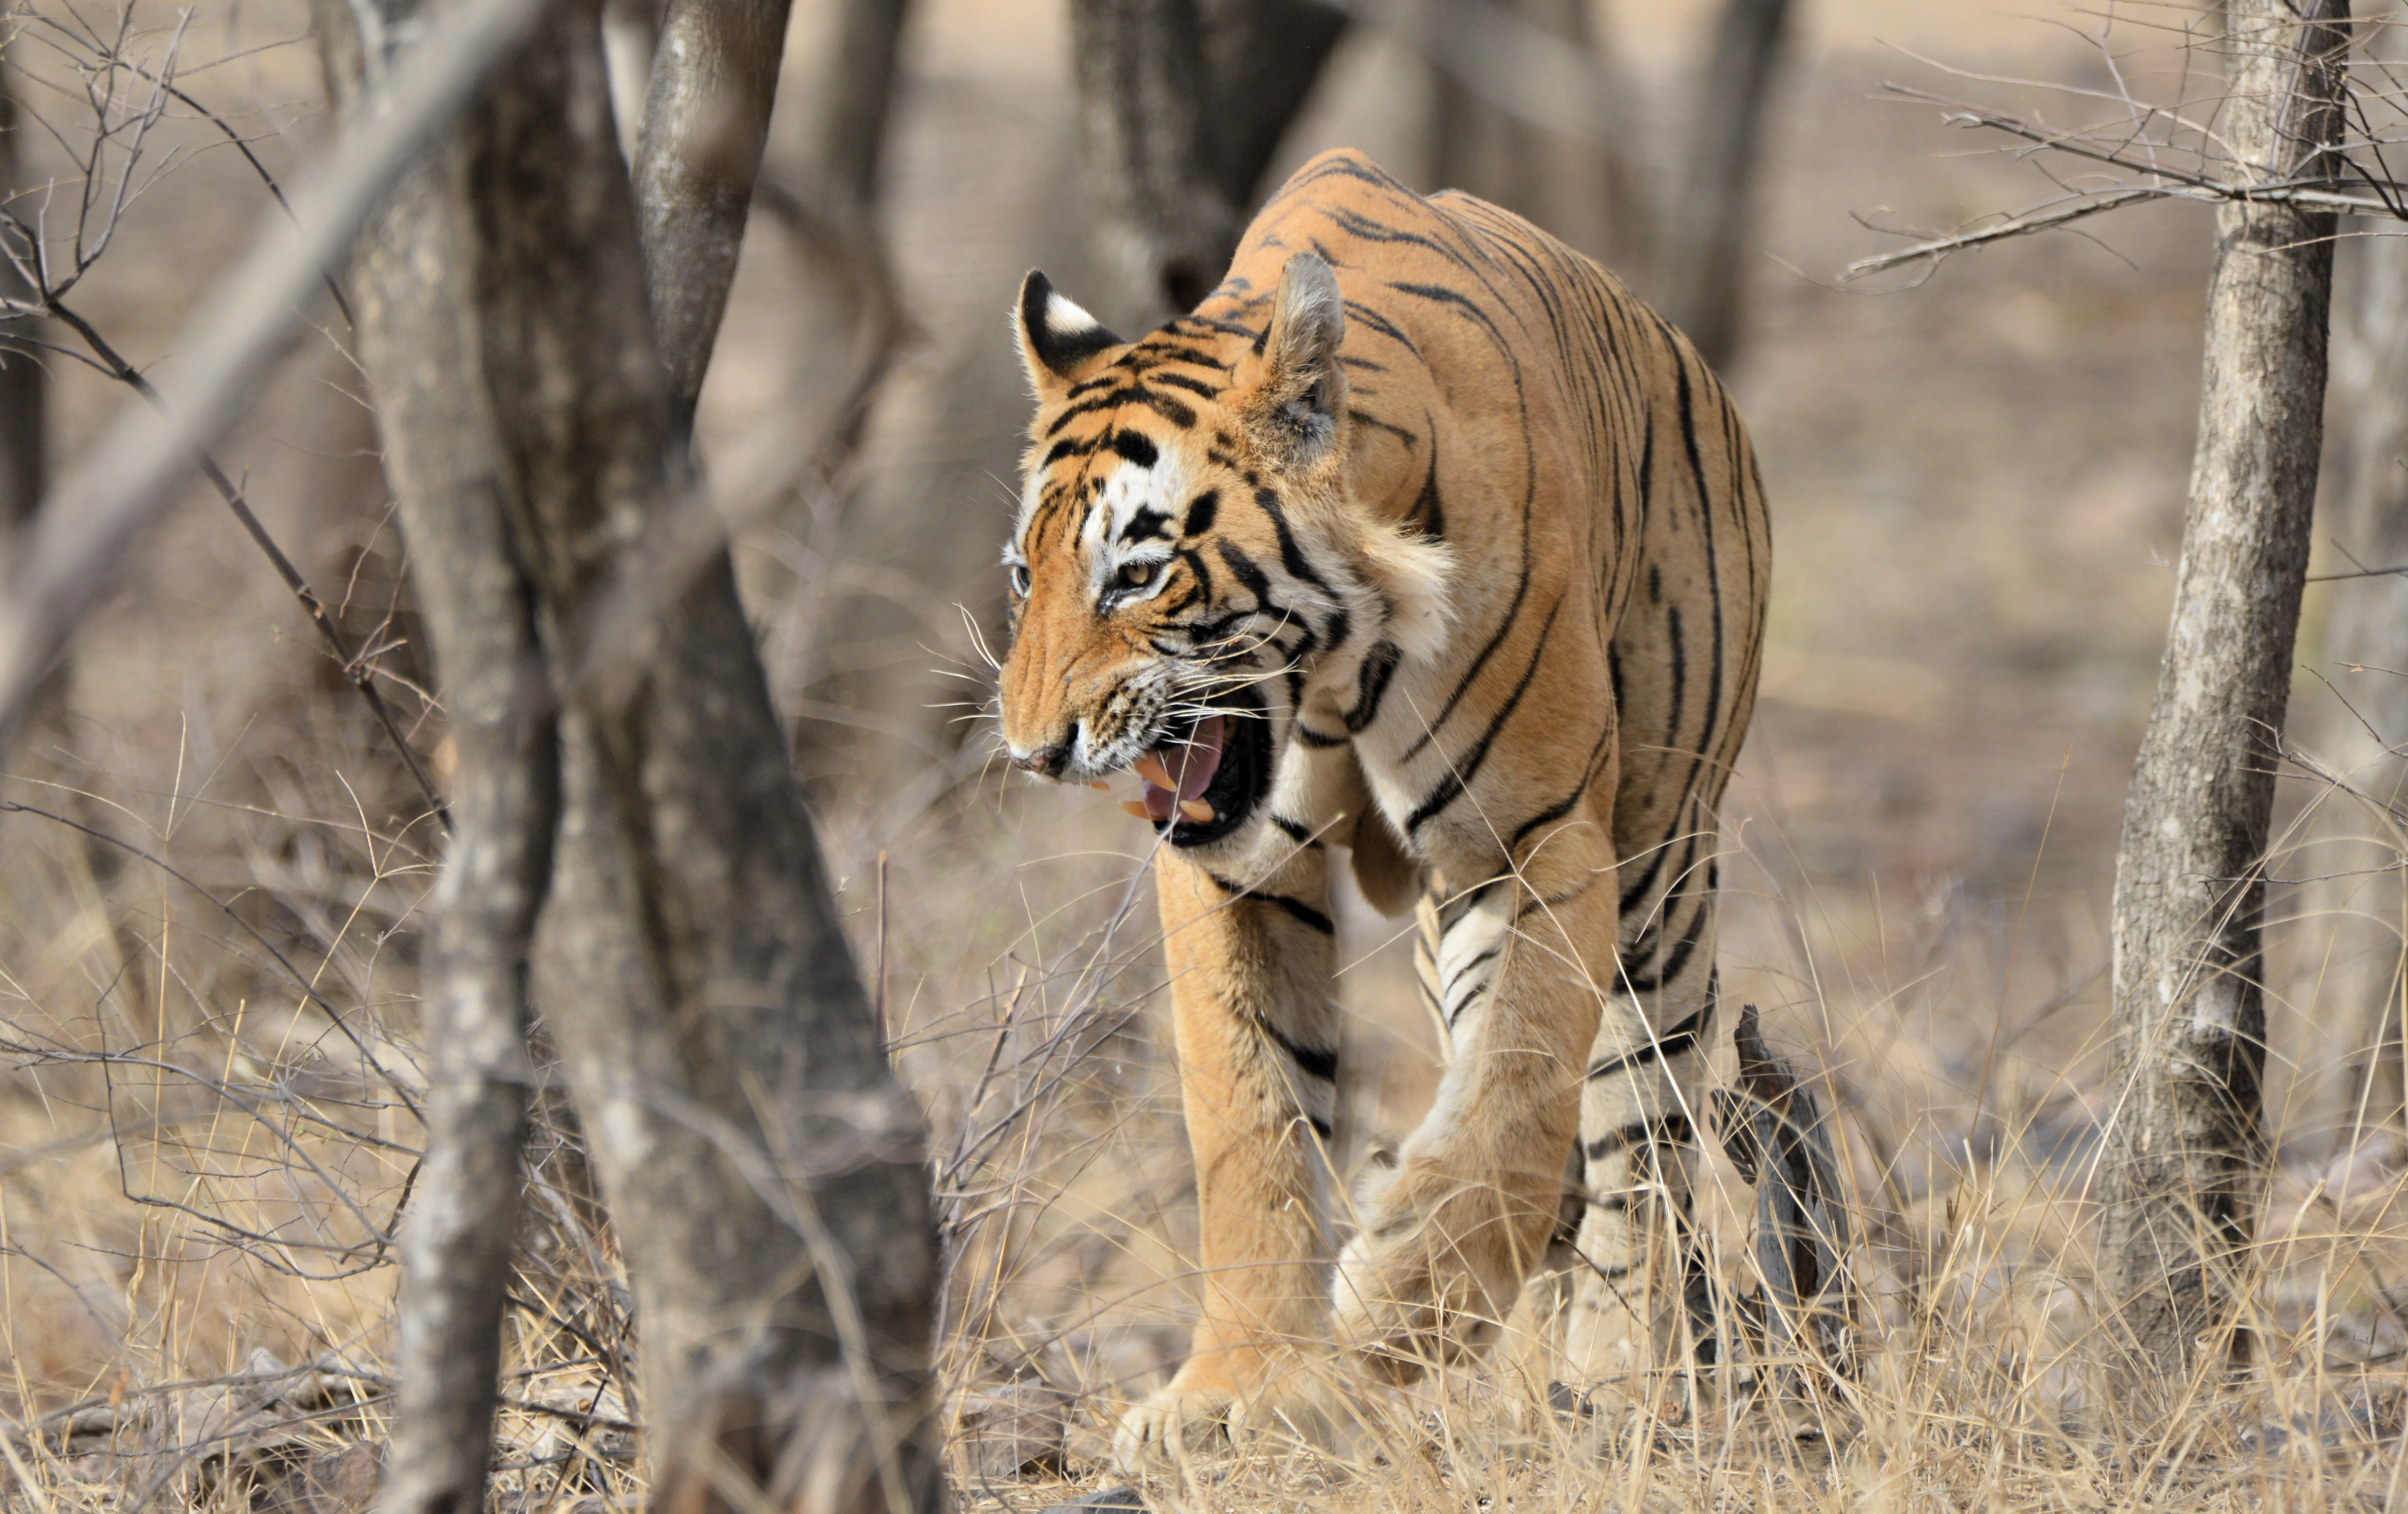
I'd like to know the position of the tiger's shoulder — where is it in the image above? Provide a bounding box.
[1200,149,1689,531]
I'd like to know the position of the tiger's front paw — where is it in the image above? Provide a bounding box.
[1109,1349,1321,1468]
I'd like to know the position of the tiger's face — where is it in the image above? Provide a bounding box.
[996,253,1450,848]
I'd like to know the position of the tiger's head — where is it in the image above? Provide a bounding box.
[996,252,1451,848]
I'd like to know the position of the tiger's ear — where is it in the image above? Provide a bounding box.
[1016,270,1124,403]
[1242,252,1347,472]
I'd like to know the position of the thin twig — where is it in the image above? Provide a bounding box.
[37,298,449,829]
[0,798,423,1117]
[0,0,559,749]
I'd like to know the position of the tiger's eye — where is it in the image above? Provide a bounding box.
[1119,561,1157,589]
[1010,563,1031,596]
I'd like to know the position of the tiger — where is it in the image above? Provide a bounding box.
[995,148,1773,1458]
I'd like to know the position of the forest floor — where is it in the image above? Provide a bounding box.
[5,2,2408,1511]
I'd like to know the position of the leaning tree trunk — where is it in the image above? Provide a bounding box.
[2096,0,2349,1399]
[344,7,944,1514]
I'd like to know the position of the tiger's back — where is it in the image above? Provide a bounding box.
[1215,152,1769,914]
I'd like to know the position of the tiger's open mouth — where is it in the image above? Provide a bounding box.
[1121,689,1269,846]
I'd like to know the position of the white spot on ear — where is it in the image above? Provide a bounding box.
[1046,289,1107,341]
[1362,524,1456,665]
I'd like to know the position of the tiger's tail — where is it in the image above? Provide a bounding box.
[1711,1004,1860,1405]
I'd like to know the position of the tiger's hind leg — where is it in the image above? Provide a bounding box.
[1330,816,1618,1384]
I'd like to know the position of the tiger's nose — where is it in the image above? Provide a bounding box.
[1012,745,1067,778]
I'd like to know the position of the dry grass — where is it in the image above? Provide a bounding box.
[6,2,2408,1512]
[892,779,2408,1514]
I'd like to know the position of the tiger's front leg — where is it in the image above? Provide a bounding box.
[1114,840,1342,1463]
[1331,825,1615,1378]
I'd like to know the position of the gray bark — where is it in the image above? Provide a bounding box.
[802,0,1333,797]
[0,63,44,531]
[467,18,942,1514]
[2097,0,2349,1394]
[1198,0,1347,210]
[352,85,557,1514]
[1655,0,1792,371]
[328,9,560,1514]
[805,0,913,210]
[339,6,943,1512]
[632,0,795,425]
[1069,0,1232,320]
[1422,0,1645,273]
[1068,0,1346,324]
[2288,5,2408,1153]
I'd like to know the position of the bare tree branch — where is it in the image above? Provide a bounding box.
[0,0,557,747]
[36,296,450,827]
[1842,81,2408,280]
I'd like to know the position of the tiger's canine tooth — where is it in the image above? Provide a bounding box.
[1178,799,1215,823]
[1121,800,1153,821]
[1133,753,1175,789]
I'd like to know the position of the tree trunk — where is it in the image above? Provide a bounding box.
[348,61,558,1514]
[1655,0,1793,371]
[632,0,794,427]
[322,7,562,1514]
[0,58,56,727]
[2287,1,2408,1156]
[1197,0,1347,212]
[476,18,942,1514]
[1067,0,1234,322]
[0,61,45,531]
[345,7,944,1514]
[807,0,1339,800]
[1420,0,1643,273]
[1067,0,1348,326]
[806,0,913,211]
[2096,0,2349,1398]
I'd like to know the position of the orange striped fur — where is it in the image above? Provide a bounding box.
[997,149,1770,1457]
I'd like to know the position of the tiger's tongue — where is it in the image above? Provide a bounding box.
[1136,715,1226,819]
